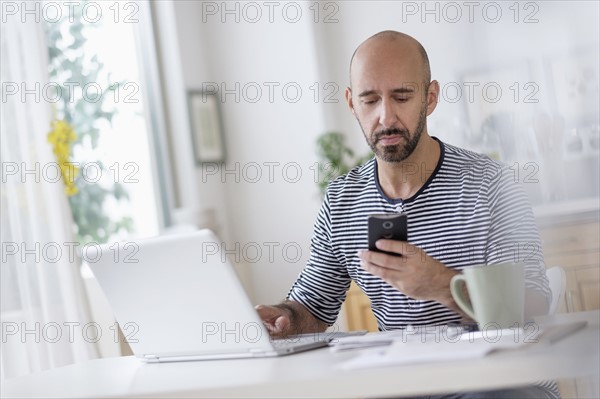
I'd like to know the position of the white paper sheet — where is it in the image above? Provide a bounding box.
[337,321,587,370]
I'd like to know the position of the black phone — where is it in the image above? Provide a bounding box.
[367,214,408,256]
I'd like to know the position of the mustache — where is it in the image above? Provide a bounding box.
[374,128,409,143]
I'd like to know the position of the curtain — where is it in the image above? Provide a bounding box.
[1,7,99,379]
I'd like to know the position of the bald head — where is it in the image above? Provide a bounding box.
[349,31,431,88]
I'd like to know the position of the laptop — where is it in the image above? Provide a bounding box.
[84,229,330,363]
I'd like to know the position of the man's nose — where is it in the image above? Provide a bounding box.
[378,99,398,129]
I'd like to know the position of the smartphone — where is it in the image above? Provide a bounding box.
[367,214,408,256]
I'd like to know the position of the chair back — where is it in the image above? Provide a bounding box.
[546,267,566,315]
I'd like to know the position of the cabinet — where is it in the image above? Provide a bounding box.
[537,212,599,399]
[538,215,600,313]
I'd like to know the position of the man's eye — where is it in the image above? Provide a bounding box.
[395,97,409,103]
[363,99,378,105]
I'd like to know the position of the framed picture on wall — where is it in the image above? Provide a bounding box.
[187,91,225,163]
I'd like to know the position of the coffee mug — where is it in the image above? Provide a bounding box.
[450,263,525,329]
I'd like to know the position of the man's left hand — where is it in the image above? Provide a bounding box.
[358,239,458,304]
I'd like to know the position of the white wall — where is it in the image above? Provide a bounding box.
[161,1,328,305]
[158,1,599,322]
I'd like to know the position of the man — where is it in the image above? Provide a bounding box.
[256,31,557,398]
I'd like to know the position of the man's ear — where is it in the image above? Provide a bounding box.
[425,80,440,116]
[345,87,355,115]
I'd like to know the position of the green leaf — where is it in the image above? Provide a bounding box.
[315,131,372,196]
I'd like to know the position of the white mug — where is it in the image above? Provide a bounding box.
[450,263,525,330]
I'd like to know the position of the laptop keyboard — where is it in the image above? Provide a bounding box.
[271,335,328,349]
[271,331,368,349]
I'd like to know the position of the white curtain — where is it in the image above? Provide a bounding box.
[0,8,99,379]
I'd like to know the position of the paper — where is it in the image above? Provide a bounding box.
[338,335,524,370]
[330,325,465,352]
[337,321,587,370]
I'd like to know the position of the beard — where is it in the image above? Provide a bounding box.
[362,106,428,163]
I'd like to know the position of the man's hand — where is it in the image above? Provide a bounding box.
[358,239,461,310]
[254,304,292,338]
[255,301,328,339]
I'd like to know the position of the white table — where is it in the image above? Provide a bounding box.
[3,311,599,398]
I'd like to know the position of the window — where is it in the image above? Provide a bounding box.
[44,0,164,245]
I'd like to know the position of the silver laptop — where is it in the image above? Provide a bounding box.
[84,229,330,363]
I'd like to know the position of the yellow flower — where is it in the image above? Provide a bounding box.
[65,184,78,196]
[48,119,78,196]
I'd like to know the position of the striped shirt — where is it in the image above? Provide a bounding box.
[288,138,551,330]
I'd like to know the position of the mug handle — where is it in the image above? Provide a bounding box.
[450,274,476,320]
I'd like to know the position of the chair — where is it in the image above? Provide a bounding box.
[546,266,566,315]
